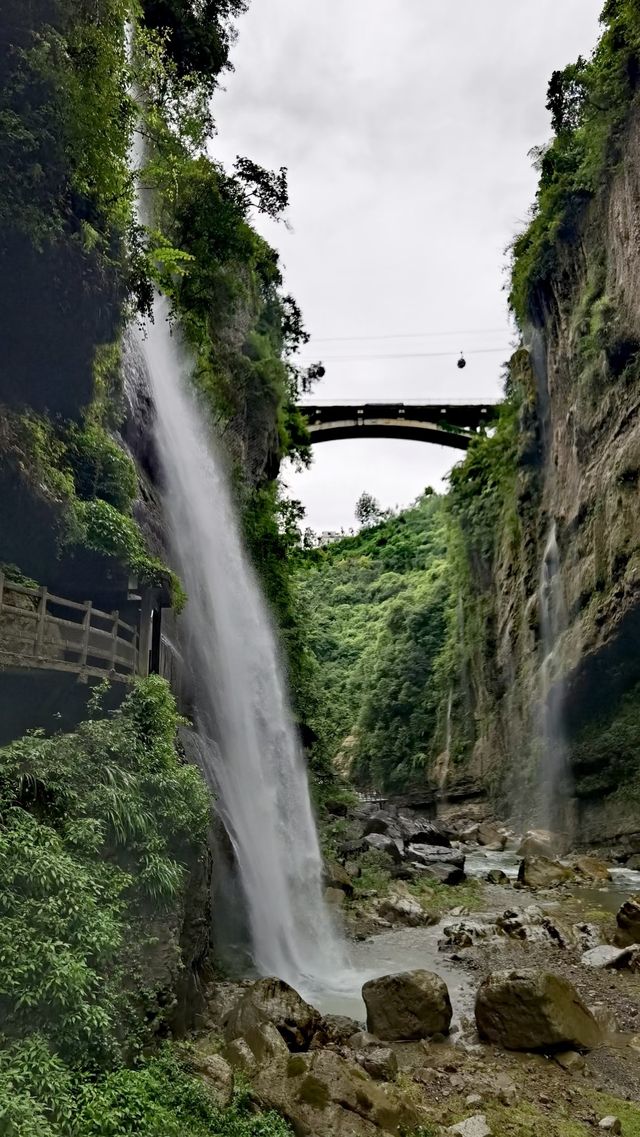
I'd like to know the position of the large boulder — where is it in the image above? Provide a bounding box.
[615,896,640,948]
[409,844,465,868]
[582,944,640,969]
[400,815,451,848]
[517,830,556,859]
[475,969,601,1052]
[190,1053,234,1108]
[362,969,452,1041]
[477,822,507,850]
[364,832,403,862]
[517,856,574,889]
[224,977,322,1051]
[420,862,466,885]
[574,856,611,883]
[252,1048,422,1136]
[363,810,401,839]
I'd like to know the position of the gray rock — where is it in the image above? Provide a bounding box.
[410,844,465,867]
[487,868,510,885]
[324,886,346,907]
[364,832,403,862]
[442,921,488,948]
[448,1113,493,1137]
[377,892,433,927]
[475,969,601,1052]
[323,859,355,897]
[224,976,321,1051]
[352,1045,398,1081]
[477,823,506,849]
[554,1049,586,1073]
[615,896,640,948]
[363,969,452,1041]
[598,1118,621,1134]
[314,1014,363,1047]
[224,1037,257,1075]
[420,861,466,885]
[190,1053,234,1107]
[582,944,640,969]
[517,856,575,889]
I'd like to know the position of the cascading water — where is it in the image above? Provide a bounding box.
[537,522,572,837]
[134,298,347,997]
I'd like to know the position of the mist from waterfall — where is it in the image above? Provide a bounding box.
[134,297,347,997]
[537,522,572,837]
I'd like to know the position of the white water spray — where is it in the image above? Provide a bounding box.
[134,299,347,996]
[537,522,572,835]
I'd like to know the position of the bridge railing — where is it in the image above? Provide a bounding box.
[0,572,139,683]
[298,398,500,407]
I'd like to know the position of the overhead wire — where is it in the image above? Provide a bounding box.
[309,327,508,343]
[298,345,511,363]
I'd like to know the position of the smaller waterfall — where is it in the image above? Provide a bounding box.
[536,523,572,837]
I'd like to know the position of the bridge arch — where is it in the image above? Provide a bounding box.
[298,401,499,451]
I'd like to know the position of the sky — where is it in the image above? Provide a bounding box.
[212,0,603,533]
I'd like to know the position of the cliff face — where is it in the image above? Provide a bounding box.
[452,103,640,844]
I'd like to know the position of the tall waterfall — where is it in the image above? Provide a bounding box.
[135,299,346,996]
[537,522,572,837]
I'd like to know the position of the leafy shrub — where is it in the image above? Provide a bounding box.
[65,425,138,511]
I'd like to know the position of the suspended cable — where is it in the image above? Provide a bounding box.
[298,345,510,363]
[310,327,508,343]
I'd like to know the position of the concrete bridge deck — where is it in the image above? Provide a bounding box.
[299,399,500,450]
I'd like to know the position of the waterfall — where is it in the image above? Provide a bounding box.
[133,298,347,996]
[537,522,572,837]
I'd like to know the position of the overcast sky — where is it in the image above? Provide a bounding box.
[212,1,603,532]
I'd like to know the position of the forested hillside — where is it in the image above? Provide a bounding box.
[297,493,467,791]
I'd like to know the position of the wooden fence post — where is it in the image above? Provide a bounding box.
[36,587,48,658]
[110,611,119,673]
[80,601,93,671]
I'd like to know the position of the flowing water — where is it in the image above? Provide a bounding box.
[133,296,349,999]
[537,522,572,835]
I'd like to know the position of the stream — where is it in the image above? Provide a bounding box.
[312,846,640,1028]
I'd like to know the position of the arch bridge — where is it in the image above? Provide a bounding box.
[299,399,499,450]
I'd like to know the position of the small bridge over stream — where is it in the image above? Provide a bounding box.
[299,400,499,450]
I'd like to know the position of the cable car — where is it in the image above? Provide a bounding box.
[457,353,466,369]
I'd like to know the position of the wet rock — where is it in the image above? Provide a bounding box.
[554,1049,586,1073]
[517,830,559,858]
[447,1114,492,1137]
[324,859,355,898]
[401,816,452,848]
[477,823,506,850]
[517,855,575,889]
[252,1048,421,1137]
[615,895,640,948]
[582,944,640,969]
[420,862,466,885]
[460,823,480,843]
[363,809,402,839]
[626,854,640,871]
[363,969,452,1041]
[191,1053,234,1107]
[598,1118,622,1134]
[352,1045,398,1081]
[441,921,488,948]
[364,832,403,862]
[475,969,601,1052]
[573,922,602,952]
[574,856,612,882]
[378,893,433,928]
[224,977,322,1051]
[486,868,510,885]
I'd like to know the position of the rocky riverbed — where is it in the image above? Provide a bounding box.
[192,803,640,1136]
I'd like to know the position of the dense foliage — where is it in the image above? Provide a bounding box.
[510,0,640,322]
[0,677,213,1130]
[297,493,461,790]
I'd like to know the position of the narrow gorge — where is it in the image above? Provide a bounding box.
[3,3,640,1137]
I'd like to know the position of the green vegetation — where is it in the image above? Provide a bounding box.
[511,0,640,322]
[0,677,214,1130]
[570,678,640,798]
[298,492,459,791]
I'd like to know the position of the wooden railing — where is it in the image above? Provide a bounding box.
[0,572,139,683]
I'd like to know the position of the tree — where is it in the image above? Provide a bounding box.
[355,492,384,528]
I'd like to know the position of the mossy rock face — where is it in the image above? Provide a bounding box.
[362,970,452,1042]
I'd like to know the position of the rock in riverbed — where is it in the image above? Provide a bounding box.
[518,855,575,889]
[363,969,452,1041]
[475,969,601,1052]
[377,892,435,927]
[615,895,640,947]
[582,943,640,969]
